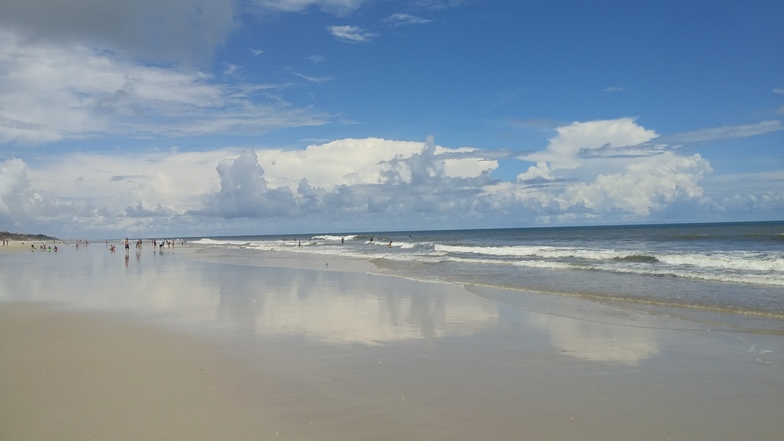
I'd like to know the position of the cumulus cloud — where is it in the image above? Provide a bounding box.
[523,118,659,169]
[6,124,780,237]
[0,30,329,144]
[256,137,495,190]
[9,137,503,235]
[517,161,556,184]
[327,25,377,43]
[0,158,108,232]
[556,152,712,216]
[197,137,497,221]
[701,170,784,216]
[500,118,722,221]
[199,150,297,219]
[0,0,236,64]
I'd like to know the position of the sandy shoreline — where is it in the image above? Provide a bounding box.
[0,240,46,253]
[1,244,783,440]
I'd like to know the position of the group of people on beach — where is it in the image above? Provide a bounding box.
[117,238,185,254]
[286,235,395,248]
[31,243,57,252]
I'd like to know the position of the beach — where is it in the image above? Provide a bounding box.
[1,241,783,440]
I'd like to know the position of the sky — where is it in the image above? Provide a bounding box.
[0,0,782,239]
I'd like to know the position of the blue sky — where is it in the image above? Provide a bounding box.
[0,0,782,238]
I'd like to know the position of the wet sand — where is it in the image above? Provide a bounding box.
[1,244,783,440]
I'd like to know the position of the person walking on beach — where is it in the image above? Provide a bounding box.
[124,238,130,252]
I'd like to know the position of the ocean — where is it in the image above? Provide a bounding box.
[190,221,784,321]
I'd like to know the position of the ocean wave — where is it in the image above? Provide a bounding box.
[434,244,783,274]
[590,265,784,287]
[311,234,358,241]
[192,238,253,247]
[443,256,574,271]
[657,252,784,273]
[612,254,659,263]
[190,231,784,289]
[436,243,661,261]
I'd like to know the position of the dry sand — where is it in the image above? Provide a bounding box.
[0,240,46,253]
[1,244,783,440]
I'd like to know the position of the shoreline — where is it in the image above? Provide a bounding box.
[182,244,784,332]
[2,244,783,440]
[0,239,74,253]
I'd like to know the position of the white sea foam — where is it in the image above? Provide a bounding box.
[657,252,784,273]
[311,234,358,241]
[434,244,784,275]
[435,244,646,261]
[192,238,253,247]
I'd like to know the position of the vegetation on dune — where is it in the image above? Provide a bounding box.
[0,232,59,241]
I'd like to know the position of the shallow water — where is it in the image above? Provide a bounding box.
[190,221,784,318]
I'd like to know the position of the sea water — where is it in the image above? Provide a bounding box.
[190,221,784,320]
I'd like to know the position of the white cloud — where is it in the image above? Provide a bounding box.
[197,137,497,219]
[8,137,500,234]
[0,158,105,231]
[500,119,724,221]
[292,72,334,83]
[517,161,555,183]
[0,159,36,216]
[523,118,659,169]
[0,29,330,145]
[257,137,495,190]
[4,125,778,237]
[327,25,377,43]
[199,149,297,219]
[27,150,235,214]
[668,120,783,144]
[252,0,367,15]
[702,170,784,215]
[555,152,711,216]
[414,0,469,10]
[384,13,433,26]
[774,87,784,94]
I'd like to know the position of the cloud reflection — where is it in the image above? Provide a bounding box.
[531,314,659,365]
[210,265,499,345]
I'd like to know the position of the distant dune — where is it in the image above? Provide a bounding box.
[0,232,59,241]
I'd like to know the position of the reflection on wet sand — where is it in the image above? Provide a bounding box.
[0,246,500,346]
[0,246,661,364]
[530,314,659,365]
[211,265,500,345]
